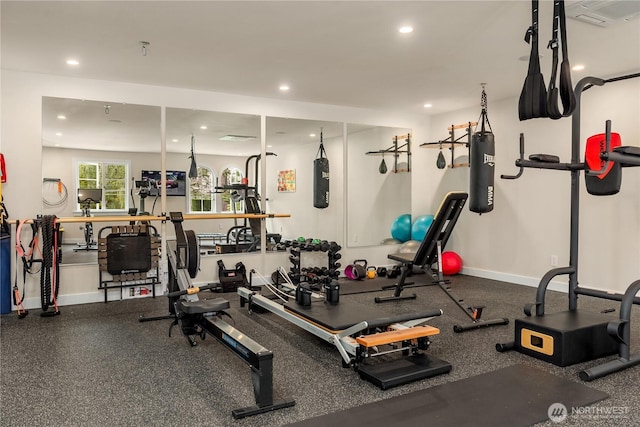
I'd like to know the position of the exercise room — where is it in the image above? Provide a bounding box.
[1,2,639,426]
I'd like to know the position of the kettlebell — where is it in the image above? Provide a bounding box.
[377,266,387,277]
[366,266,377,279]
[345,259,367,280]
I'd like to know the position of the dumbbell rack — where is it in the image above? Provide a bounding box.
[287,239,342,286]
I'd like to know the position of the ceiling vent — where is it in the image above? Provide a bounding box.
[566,1,640,27]
[218,135,256,142]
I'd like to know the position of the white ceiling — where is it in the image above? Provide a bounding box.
[4,1,640,153]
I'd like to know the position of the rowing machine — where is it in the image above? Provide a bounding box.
[144,211,295,419]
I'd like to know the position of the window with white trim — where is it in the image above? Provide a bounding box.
[188,166,216,213]
[75,159,130,211]
[220,167,245,213]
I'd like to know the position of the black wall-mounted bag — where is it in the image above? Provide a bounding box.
[313,134,329,209]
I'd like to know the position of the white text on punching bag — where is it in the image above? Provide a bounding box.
[483,153,495,167]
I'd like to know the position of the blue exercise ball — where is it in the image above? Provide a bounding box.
[390,214,412,243]
[411,214,434,242]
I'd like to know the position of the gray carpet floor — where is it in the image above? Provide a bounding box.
[1,274,639,427]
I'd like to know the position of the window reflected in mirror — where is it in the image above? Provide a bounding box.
[41,96,161,265]
[166,108,266,254]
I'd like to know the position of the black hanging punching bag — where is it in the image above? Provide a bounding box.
[313,132,329,209]
[470,88,495,214]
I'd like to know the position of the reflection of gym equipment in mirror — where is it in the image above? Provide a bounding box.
[421,122,476,169]
[131,179,159,216]
[74,188,102,252]
[215,153,282,253]
[365,134,411,173]
[97,223,161,303]
[376,192,509,333]
[140,212,295,419]
[497,73,640,381]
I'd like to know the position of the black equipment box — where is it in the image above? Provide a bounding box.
[358,354,452,390]
[217,260,248,292]
[514,310,618,367]
[216,243,252,254]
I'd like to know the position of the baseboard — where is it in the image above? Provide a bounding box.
[461,267,568,293]
[11,267,566,312]
[20,291,105,310]
[18,284,168,310]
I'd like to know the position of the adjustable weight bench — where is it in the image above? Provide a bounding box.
[376,191,509,332]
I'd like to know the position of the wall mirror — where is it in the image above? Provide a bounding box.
[346,124,412,247]
[166,108,264,253]
[265,117,344,247]
[41,96,161,265]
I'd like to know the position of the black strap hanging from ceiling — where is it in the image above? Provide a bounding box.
[519,0,576,121]
[518,0,548,120]
[188,134,198,178]
[546,0,576,119]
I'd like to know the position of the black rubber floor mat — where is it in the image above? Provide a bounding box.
[286,364,609,427]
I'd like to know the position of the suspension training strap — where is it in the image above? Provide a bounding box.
[518,0,548,120]
[546,0,576,119]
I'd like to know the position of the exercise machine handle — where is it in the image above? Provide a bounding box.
[501,133,525,180]
[167,283,217,298]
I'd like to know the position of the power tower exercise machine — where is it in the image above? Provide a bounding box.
[142,212,295,419]
[497,73,640,380]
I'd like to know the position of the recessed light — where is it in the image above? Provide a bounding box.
[279,84,290,91]
[54,143,61,147]
[267,145,273,148]
[309,133,316,137]
[66,59,79,66]
[172,139,179,143]
[399,26,414,34]
[424,103,433,108]
[572,64,585,71]
[55,132,63,136]
[200,125,207,130]
[57,114,66,120]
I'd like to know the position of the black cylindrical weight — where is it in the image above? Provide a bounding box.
[470,131,495,214]
[324,281,340,304]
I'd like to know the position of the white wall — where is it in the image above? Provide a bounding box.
[346,126,412,247]
[1,70,423,307]
[420,77,640,294]
[266,133,344,243]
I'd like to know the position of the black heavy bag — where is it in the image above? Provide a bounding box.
[313,135,329,209]
[470,87,495,214]
[470,132,495,213]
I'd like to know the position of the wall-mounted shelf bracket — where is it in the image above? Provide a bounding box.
[365,134,412,173]
[421,122,476,168]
